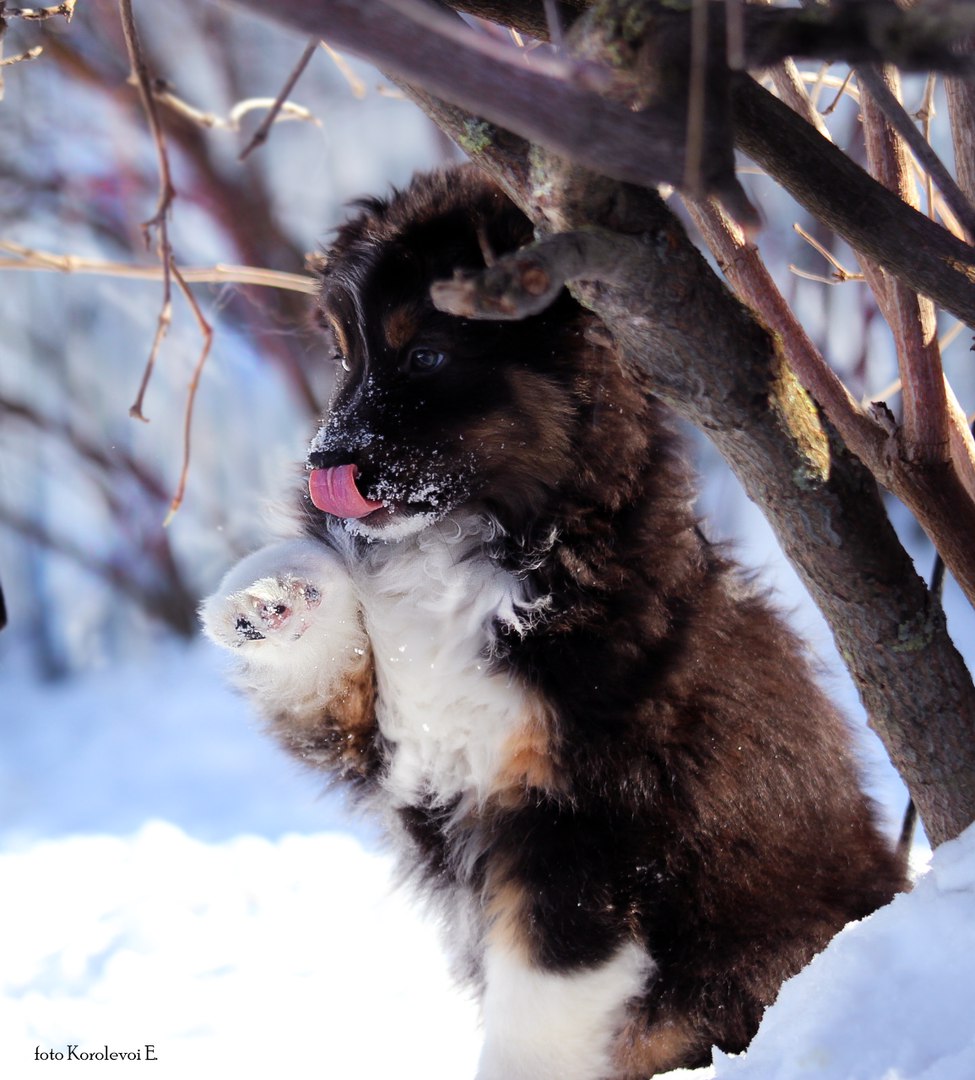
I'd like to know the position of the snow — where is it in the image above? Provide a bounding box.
[706,831,975,1080]
[0,823,479,1079]
[3,645,975,1080]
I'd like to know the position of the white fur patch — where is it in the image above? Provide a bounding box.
[350,514,542,809]
[477,941,654,1080]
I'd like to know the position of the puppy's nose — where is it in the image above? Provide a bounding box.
[307,447,351,471]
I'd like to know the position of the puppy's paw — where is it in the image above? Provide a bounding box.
[209,573,323,648]
[200,539,357,658]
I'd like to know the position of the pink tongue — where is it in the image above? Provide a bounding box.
[308,465,384,518]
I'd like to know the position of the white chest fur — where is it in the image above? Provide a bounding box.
[347,516,538,810]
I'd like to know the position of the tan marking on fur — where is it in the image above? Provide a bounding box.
[491,701,559,807]
[612,1013,703,1078]
[464,370,577,511]
[328,651,378,731]
[483,864,534,963]
[274,648,377,775]
[383,305,420,350]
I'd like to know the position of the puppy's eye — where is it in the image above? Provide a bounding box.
[333,353,352,373]
[406,347,447,375]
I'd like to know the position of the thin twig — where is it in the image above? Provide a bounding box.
[769,59,831,139]
[0,242,318,292]
[805,62,830,112]
[788,265,865,285]
[119,0,177,421]
[793,223,861,281]
[320,40,366,99]
[822,69,855,116]
[3,1,75,18]
[861,65,951,466]
[918,74,938,221]
[541,0,563,51]
[0,43,41,65]
[129,279,171,422]
[119,0,174,238]
[164,261,214,526]
[137,76,321,135]
[238,39,318,161]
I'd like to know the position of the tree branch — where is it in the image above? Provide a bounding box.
[228,0,758,222]
[237,37,318,161]
[732,78,975,329]
[861,66,951,467]
[0,241,318,292]
[857,63,975,243]
[227,0,975,328]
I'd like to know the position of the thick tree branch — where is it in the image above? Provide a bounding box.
[228,0,758,221]
[228,0,975,328]
[431,226,645,318]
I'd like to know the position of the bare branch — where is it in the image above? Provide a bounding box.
[229,0,975,326]
[792,224,863,282]
[861,66,951,467]
[0,43,41,66]
[432,227,646,319]
[238,38,318,161]
[129,274,172,423]
[163,262,214,525]
[685,198,885,464]
[3,2,75,19]
[320,41,367,99]
[732,79,975,330]
[229,0,757,222]
[857,63,975,243]
[119,0,175,239]
[119,0,178,421]
[0,241,318,292]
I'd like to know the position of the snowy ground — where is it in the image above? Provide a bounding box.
[2,644,974,1080]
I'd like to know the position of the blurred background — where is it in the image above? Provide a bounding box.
[2,0,969,851]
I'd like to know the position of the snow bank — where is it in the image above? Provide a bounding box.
[702,826,975,1080]
[2,822,973,1080]
[0,823,480,1079]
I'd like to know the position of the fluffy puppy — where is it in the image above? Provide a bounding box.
[202,165,905,1079]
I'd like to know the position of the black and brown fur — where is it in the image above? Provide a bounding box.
[277,166,903,1072]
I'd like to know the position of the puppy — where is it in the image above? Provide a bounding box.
[201,165,905,1079]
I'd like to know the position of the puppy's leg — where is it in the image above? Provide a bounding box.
[200,539,380,782]
[476,939,652,1080]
